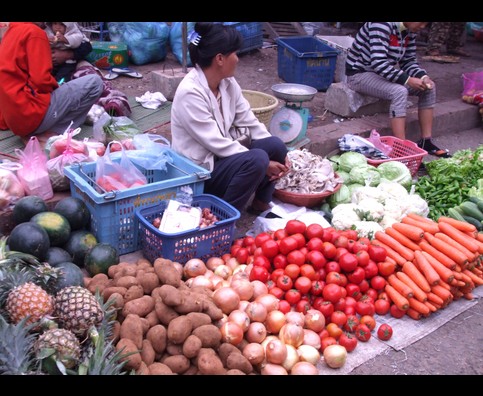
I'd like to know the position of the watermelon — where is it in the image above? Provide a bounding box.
[63,230,98,267]
[30,211,71,247]
[45,247,73,267]
[52,261,85,291]
[12,195,48,224]
[53,197,91,231]
[8,222,50,261]
[84,243,120,276]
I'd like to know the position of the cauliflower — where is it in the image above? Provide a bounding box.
[355,198,385,222]
[382,198,407,222]
[404,193,430,217]
[331,203,361,230]
[377,181,409,200]
[380,214,399,229]
[352,186,388,204]
[353,221,383,239]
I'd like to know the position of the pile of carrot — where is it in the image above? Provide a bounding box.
[371,213,483,321]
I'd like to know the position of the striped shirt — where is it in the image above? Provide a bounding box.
[345,22,427,85]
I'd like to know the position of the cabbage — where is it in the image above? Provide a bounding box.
[336,171,351,183]
[337,152,368,173]
[349,166,381,186]
[327,184,351,208]
[347,183,364,199]
[376,161,412,190]
[329,154,340,171]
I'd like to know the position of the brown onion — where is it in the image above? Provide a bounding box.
[243,343,265,365]
[190,275,214,290]
[323,344,347,369]
[232,265,248,276]
[230,278,254,301]
[228,309,250,332]
[297,344,320,365]
[290,361,319,375]
[285,311,305,327]
[304,309,326,333]
[282,344,299,371]
[220,321,244,345]
[278,323,304,348]
[251,280,268,299]
[183,258,207,279]
[265,310,287,334]
[303,329,321,350]
[245,301,268,323]
[238,300,250,312]
[260,363,288,375]
[261,335,279,352]
[213,287,240,314]
[255,293,279,312]
[214,264,232,280]
[210,274,225,289]
[214,314,228,329]
[172,261,184,276]
[245,321,267,344]
[265,339,287,365]
[206,256,225,271]
[225,257,240,271]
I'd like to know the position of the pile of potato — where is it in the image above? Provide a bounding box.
[85,257,256,375]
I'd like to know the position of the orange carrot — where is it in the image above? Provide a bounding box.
[401,216,439,234]
[414,250,441,286]
[387,274,414,299]
[424,300,439,312]
[424,233,469,267]
[434,232,478,262]
[402,261,431,293]
[463,293,475,300]
[438,221,481,253]
[375,231,415,262]
[384,256,398,266]
[385,284,410,311]
[371,239,407,266]
[392,222,425,241]
[396,271,428,302]
[408,297,431,316]
[458,272,475,289]
[420,251,455,284]
[418,240,457,270]
[406,308,421,320]
[407,212,438,225]
[477,233,483,243]
[431,284,452,302]
[385,227,422,251]
[426,292,444,306]
[437,280,451,290]
[437,216,477,233]
[471,267,483,277]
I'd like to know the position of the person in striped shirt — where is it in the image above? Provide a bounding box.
[345,22,450,158]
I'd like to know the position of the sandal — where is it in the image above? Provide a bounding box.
[417,138,451,158]
[447,48,471,57]
[111,67,143,78]
[425,49,441,56]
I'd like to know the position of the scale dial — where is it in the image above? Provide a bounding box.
[269,107,304,143]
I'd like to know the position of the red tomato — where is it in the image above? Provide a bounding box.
[320,336,338,351]
[346,239,356,253]
[300,264,317,280]
[323,283,342,304]
[295,299,311,314]
[356,300,375,317]
[313,299,334,319]
[355,250,370,267]
[322,228,336,243]
[344,305,356,316]
[230,244,241,256]
[318,328,330,340]
[306,237,324,252]
[326,322,343,339]
[343,314,360,333]
[291,233,307,249]
[347,267,365,285]
[278,299,291,314]
[269,286,284,300]
[368,245,387,262]
[370,275,387,291]
[270,268,285,282]
[334,297,346,312]
[365,288,378,302]
[235,247,249,264]
[345,283,362,300]
[326,271,344,286]
[335,247,350,261]
[284,264,301,280]
[305,223,324,240]
[359,315,376,331]
[294,276,312,295]
[325,261,341,273]
[359,279,370,293]
[285,289,302,305]
[390,304,406,319]
[338,252,358,273]
[242,236,255,248]
[278,236,298,255]
[252,247,264,258]
[341,229,358,241]
[285,219,306,235]
[276,274,293,291]
[286,249,306,266]
[352,240,370,253]
[330,310,347,327]
[255,232,272,247]
[374,299,391,315]
[252,255,271,271]
[322,242,337,259]
[311,280,324,296]
[261,239,279,259]
[274,228,288,241]
[272,254,288,270]
[232,238,244,247]
[249,266,269,283]
[358,237,371,245]
[377,323,393,341]
[354,323,371,342]
[339,332,358,352]
[377,291,389,301]
[364,261,379,279]
[316,268,327,281]
[333,235,349,249]
[377,260,396,277]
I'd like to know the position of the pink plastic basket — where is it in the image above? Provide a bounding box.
[366,136,427,177]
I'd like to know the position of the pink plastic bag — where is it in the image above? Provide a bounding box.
[462,71,483,97]
[15,136,54,200]
[367,130,393,156]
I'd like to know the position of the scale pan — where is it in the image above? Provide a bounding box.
[271,83,317,102]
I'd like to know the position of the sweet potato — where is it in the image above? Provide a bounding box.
[158,284,182,306]
[166,342,184,356]
[103,286,127,301]
[122,295,155,318]
[124,285,144,303]
[218,342,241,366]
[183,365,199,375]
[139,317,150,335]
[138,271,160,295]
[107,292,124,310]
[162,355,190,374]
[191,324,222,349]
[148,362,174,375]
[136,361,150,375]
[167,315,193,344]
[153,258,182,287]
[116,338,142,371]
[226,353,253,374]
[111,320,121,344]
[174,290,204,314]
[226,369,246,375]
[186,312,212,329]
[182,335,202,359]
[196,348,226,375]
[87,273,110,294]
[115,275,139,289]
[202,300,224,321]
[146,324,167,354]
[120,314,143,349]
[154,300,179,325]
[140,339,156,366]
[145,310,160,328]
[136,258,153,270]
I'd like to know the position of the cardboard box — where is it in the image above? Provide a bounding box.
[86,41,129,70]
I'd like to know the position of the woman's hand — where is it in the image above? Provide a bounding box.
[267,159,290,181]
[407,76,434,91]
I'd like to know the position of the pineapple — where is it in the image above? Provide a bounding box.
[54,286,104,339]
[34,328,81,370]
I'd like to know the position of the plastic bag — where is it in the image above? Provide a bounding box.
[338,133,391,160]
[103,116,140,143]
[15,136,53,200]
[95,141,147,192]
[169,22,195,66]
[462,71,483,97]
[0,164,25,209]
[367,129,393,156]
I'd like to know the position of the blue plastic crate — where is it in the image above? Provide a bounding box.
[276,36,339,91]
[63,149,210,255]
[136,194,240,264]
[223,22,263,54]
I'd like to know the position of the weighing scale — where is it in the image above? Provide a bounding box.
[270,83,317,150]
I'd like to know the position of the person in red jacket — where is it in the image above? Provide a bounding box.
[0,22,103,139]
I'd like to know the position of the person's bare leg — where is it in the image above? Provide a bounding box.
[390,117,406,140]
[419,108,433,139]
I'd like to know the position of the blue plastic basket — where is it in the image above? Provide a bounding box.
[276,36,339,91]
[63,149,210,255]
[223,22,263,54]
[136,194,240,264]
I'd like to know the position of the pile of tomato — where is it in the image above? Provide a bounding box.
[230,220,396,354]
